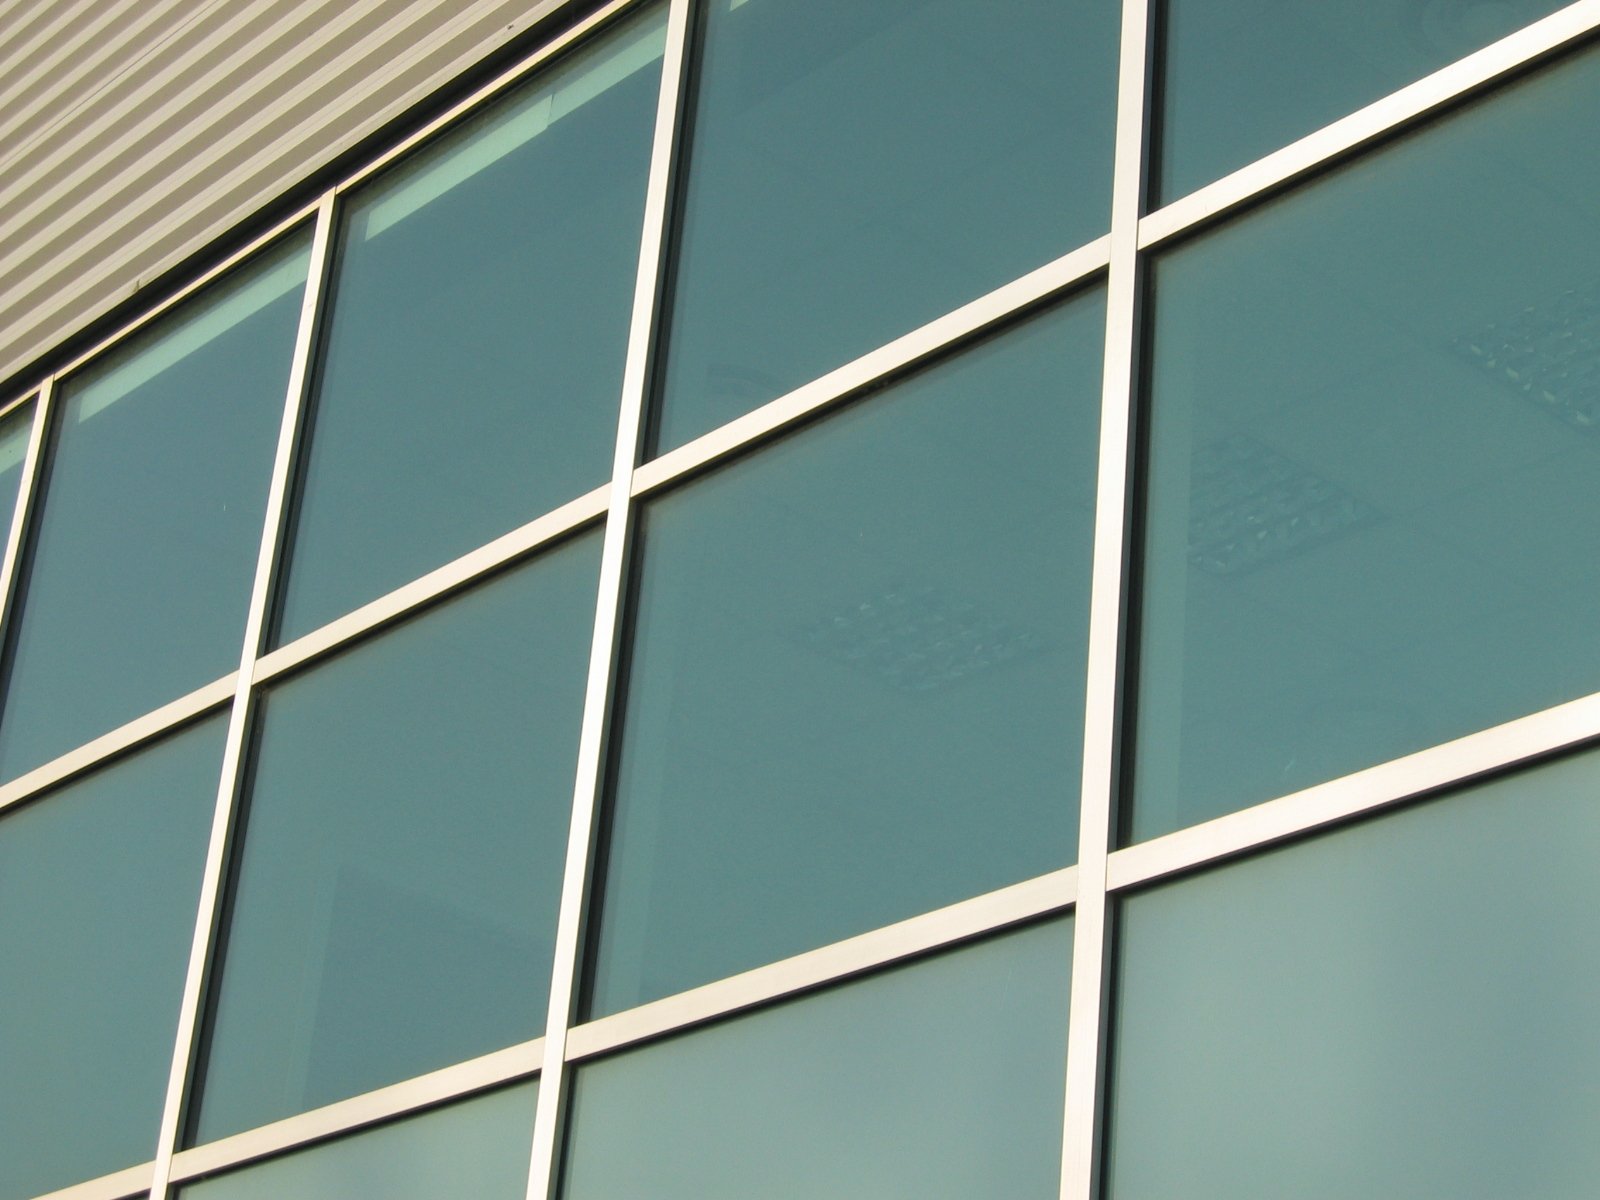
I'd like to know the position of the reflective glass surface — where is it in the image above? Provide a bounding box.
[1108,747,1600,1199]
[193,537,598,1143]
[0,237,308,781]
[1156,0,1569,202]
[565,919,1072,1199]
[181,1084,535,1200]
[652,0,1117,452]
[0,403,32,549]
[275,11,663,643]
[589,296,1102,1015]
[1131,45,1600,841]
[0,720,225,1200]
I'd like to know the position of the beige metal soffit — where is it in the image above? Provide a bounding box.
[0,0,222,171]
[0,0,581,395]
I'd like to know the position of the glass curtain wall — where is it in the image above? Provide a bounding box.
[1,1,1598,1198]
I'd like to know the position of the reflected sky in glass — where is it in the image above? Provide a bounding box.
[194,538,597,1143]
[182,1084,534,1200]
[653,0,1116,451]
[1156,0,1569,202]
[1110,746,1600,1199]
[276,10,663,643]
[1132,43,1600,840]
[566,920,1072,1200]
[0,720,224,1200]
[590,295,1102,1015]
[0,236,307,781]
[0,404,33,557]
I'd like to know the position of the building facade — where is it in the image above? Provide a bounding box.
[2,1,1600,1198]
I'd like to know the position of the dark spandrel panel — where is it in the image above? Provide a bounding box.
[0,236,309,782]
[588,294,1103,1016]
[1155,0,1570,204]
[0,719,226,1200]
[1130,43,1600,842]
[1108,747,1600,1200]
[274,11,663,645]
[651,0,1117,453]
[180,1084,535,1199]
[191,536,598,1144]
[0,404,32,550]
[565,919,1072,1200]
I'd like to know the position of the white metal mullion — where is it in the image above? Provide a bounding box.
[630,237,1111,498]
[26,203,317,397]
[146,190,339,1200]
[522,1,694,1197]
[9,5,1600,1198]
[27,1164,149,1200]
[168,1039,544,1187]
[6,0,1593,835]
[0,377,55,672]
[1060,0,1152,1196]
[0,678,234,819]
[1139,0,1600,249]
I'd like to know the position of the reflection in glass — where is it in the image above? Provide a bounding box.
[1108,746,1600,1199]
[1156,0,1569,202]
[0,720,225,1200]
[565,920,1072,1199]
[181,1084,534,1200]
[275,10,663,643]
[0,236,309,781]
[652,0,1117,451]
[0,403,33,555]
[192,538,598,1143]
[589,295,1103,1015]
[1131,44,1600,841]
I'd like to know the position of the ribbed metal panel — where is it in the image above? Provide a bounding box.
[0,0,214,166]
[0,0,576,393]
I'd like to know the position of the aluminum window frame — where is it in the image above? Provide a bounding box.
[10,1,1600,1198]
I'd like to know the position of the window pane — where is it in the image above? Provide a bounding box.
[274,12,663,644]
[588,296,1102,1015]
[1131,45,1600,841]
[181,1084,534,1200]
[1156,0,1569,203]
[1108,746,1600,1199]
[192,537,598,1143]
[564,920,1072,1199]
[0,719,225,1200]
[652,0,1117,453]
[0,237,309,781]
[0,403,33,548]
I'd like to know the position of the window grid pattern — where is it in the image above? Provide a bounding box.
[1,1,1599,1198]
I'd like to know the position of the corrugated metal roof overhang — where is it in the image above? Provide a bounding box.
[0,0,591,397]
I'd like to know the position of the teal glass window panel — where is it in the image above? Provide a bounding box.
[1156,0,1569,203]
[0,236,309,782]
[1131,45,1600,842]
[0,403,33,547]
[181,1084,534,1200]
[589,296,1102,1016]
[652,0,1117,453]
[1108,746,1600,1200]
[564,919,1072,1199]
[274,12,663,644]
[192,537,598,1143]
[0,719,225,1200]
